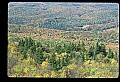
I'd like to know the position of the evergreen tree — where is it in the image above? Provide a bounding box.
[71,42,76,51]
[35,48,44,64]
[49,52,56,70]
[56,44,62,54]
[24,37,29,47]
[56,57,61,71]
[108,48,114,58]
[76,41,81,51]
[28,37,33,47]
[35,53,44,64]
[94,41,100,55]
[61,57,65,67]
[64,57,68,66]
[70,51,74,58]
[114,51,118,62]
[30,46,36,54]
[82,54,85,62]
[53,60,57,71]
[18,39,24,47]
[81,41,86,52]
[21,50,27,59]
[66,43,71,53]
[66,54,69,62]
[99,43,107,57]
[87,45,94,58]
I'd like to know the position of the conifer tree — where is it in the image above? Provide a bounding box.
[99,43,107,57]
[34,47,44,64]
[87,45,94,58]
[81,41,86,52]
[114,51,118,62]
[76,41,81,51]
[94,41,100,55]
[24,37,28,47]
[61,57,65,67]
[108,48,114,58]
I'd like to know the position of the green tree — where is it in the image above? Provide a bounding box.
[18,39,24,47]
[48,52,57,70]
[28,37,33,47]
[87,45,94,58]
[20,50,27,59]
[61,57,65,67]
[71,42,76,51]
[94,41,100,55]
[24,37,29,48]
[30,45,36,55]
[76,41,81,51]
[65,43,71,53]
[81,41,86,52]
[35,48,44,64]
[70,51,75,58]
[82,53,85,62]
[114,51,118,62]
[108,48,114,58]
[99,43,107,57]
[64,57,68,66]
[56,44,62,54]
[56,57,61,71]
[96,53,105,62]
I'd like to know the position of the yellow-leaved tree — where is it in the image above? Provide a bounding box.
[41,61,48,68]
[43,73,50,78]
[10,46,19,56]
[50,71,57,78]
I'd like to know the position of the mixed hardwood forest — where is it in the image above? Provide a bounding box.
[8,2,119,78]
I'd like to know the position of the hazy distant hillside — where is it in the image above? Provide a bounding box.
[8,2,119,31]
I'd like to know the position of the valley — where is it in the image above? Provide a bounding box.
[8,2,119,78]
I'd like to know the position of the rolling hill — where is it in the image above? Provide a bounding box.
[8,2,119,78]
[8,2,119,31]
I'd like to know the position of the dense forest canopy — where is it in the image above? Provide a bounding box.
[8,2,119,31]
[8,2,119,78]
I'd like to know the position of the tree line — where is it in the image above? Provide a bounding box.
[18,37,118,71]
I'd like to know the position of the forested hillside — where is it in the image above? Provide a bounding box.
[8,2,119,31]
[8,2,119,78]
